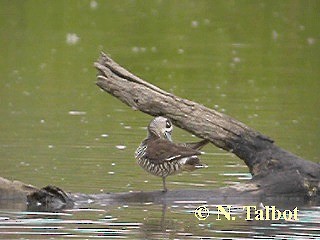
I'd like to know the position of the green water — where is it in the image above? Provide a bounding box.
[0,0,319,239]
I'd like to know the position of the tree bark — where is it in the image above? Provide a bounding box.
[94,52,319,198]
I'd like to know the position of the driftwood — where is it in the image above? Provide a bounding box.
[1,175,317,212]
[94,52,319,198]
[1,52,319,211]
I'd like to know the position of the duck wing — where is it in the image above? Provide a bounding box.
[145,138,201,164]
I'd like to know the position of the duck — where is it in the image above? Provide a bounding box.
[135,116,208,192]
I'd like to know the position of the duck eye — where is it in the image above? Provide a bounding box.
[166,120,171,129]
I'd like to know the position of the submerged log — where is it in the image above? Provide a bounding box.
[1,175,318,212]
[94,52,320,198]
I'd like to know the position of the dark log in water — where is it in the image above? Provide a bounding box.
[94,52,319,195]
[1,52,319,211]
[1,176,318,211]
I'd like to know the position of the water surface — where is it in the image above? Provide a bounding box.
[0,1,319,239]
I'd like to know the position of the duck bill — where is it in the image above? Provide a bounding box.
[165,132,172,142]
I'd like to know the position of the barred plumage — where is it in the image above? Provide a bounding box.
[135,116,207,192]
[137,157,183,177]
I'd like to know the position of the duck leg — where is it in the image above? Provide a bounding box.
[162,177,168,192]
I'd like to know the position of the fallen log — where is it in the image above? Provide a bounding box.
[94,52,319,198]
[1,52,319,211]
[2,175,317,212]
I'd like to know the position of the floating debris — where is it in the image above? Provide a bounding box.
[116,145,126,150]
[39,63,46,70]
[101,133,109,138]
[272,30,279,40]
[66,33,80,45]
[177,48,184,54]
[132,46,139,53]
[20,161,30,166]
[68,110,86,116]
[233,57,241,63]
[191,20,199,28]
[307,37,315,45]
[203,18,210,25]
[90,0,98,9]
[131,46,147,53]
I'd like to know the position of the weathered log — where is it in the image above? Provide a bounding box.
[94,52,320,198]
[0,178,74,211]
[1,175,319,212]
[4,177,318,211]
[0,177,37,200]
[1,52,319,211]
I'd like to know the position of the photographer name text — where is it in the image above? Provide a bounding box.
[194,205,299,221]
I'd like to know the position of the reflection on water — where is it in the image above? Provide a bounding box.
[0,203,319,239]
[0,0,319,239]
[0,209,141,238]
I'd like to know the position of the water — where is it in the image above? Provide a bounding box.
[0,205,319,239]
[0,1,319,239]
